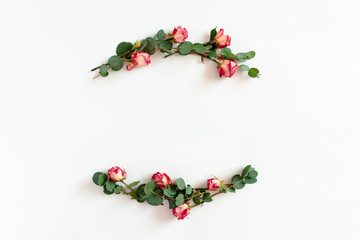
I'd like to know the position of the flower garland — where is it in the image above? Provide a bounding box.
[92,165,258,220]
[91,26,260,79]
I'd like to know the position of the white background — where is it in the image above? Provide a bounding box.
[1,0,359,239]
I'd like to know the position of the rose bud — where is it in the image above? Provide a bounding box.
[172,203,190,220]
[131,52,151,67]
[207,178,221,191]
[108,166,126,182]
[151,172,172,188]
[172,26,188,43]
[214,29,231,49]
[126,62,135,71]
[218,60,237,78]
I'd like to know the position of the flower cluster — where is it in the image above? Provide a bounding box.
[92,26,260,79]
[92,165,258,220]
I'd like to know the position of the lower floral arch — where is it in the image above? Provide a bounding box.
[92,165,258,220]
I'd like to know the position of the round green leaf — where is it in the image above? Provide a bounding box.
[185,185,192,195]
[92,172,107,186]
[208,50,217,59]
[248,68,260,78]
[156,29,166,41]
[176,178,186,190]
[246,51,256,59]
[242,165,252,177]
[175,193,184,206]
[144,180,156,195]
[108,55,124,71]
[114,185,123,194]
[136,184,149,199]
[146,187,163,206]
[168,199,176,209]
[232,174,245,189]
[227,187,236,193]
[236,53,247,59]
[203,198,213,203]
[159,40,173,53]
[116,42,133,57]
[99,64,108,75]
[145,37,156,55]
[193,195,201,205]
[105,179,116,192]
[243,178,257,184]
[178,41,193,55]
[193,43,207,54]
[103,185,113,195]
[248,171,258,178]
[239,64,250,71]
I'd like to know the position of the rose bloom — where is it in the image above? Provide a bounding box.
[172,26,188,43]
[108,166,126,182]
[215,29,231,49]
[218,60,237,78]
[126,62,135,71]
[172,203,190,220]
[131,52,151,67]
[151,172,172,188]
[207,178,221,191]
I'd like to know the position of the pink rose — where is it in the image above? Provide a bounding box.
[207,178,220,191]
[172,203,190,220]
[172,26,188,43]
[108,166,126,182]
[215,29,231,49]
[131,52,151,67]
[126,62,135,71]
[151,172,172,188]
[218,60,237,78]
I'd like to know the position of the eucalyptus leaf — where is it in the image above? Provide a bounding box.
[175,193,184,206]
[176,178,186,190]
[178,41,193,55]
[108,55,123,71]
[116,42,133,57]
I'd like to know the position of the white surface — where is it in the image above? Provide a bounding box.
[1,0,359,239]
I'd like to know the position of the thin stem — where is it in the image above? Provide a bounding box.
[151,190,175,200]
[120,180,134,191]
[189,184,233,209]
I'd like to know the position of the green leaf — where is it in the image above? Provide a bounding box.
[185,185,192,195]
[203,198,213,203]
[144,180,156,195]
[101,72,109,77]
[243,178,257,184]
[202,192,210,199]
[116,42,133,57]
[168,199,177,209]
[175,193,184,206]
[146,187,163,206]
[105,179,116,192]
[156,29,166,41]
[164,188,175,198]
[145,37,156,55]
[232,174,245,189]
[210,27,217,41]
[239,64,250,71]
[114,185,123,194]
[137,39,147,52]
[176,178,186,190]
[236,53,247,59]
[227,187,236,193]
[193,195,201,205]
[208,50,217,59]
[178,41,193,55]
[205,45,212,50]
[248,170,258,178]
[128,181,140,188]
[92,172,107,186]
[99,64,108,75]
[159,40,173,53]
[221,48,236,60]
[246,51,256,59]
[129,189,139,200]
[248,68,260,78]
[136,184,150,199]
[193,43,207,54]
[103,185,113,195]
[238,58,246,62]
[242,165,252,177]
[108,56,124,71]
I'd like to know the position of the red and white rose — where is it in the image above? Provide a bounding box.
[108,166,126,182]
[172,26,188,43]
[207,178,221,191]
[172,203,190,220]
[131,52,151,67]
[151,172,172,188]
[215,29,231,49]
[218,60,237,78]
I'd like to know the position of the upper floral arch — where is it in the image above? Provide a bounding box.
[91,26,260,79]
